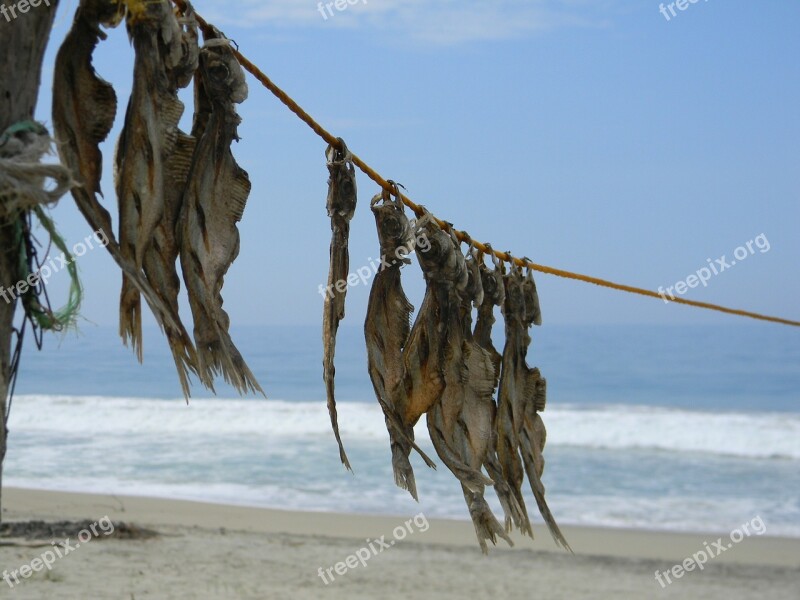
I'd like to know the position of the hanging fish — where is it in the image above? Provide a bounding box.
[521,259,542,327]
[497,264,569,549]
[52,0,185,348]
[495,264,534,536]
[400,214,462,425]
[179,31,262,395]
[473,246,504,385]
[449,244,513,552]
[404,219,492,494]
[459,244,484,329]
[473,248,531,536]
[365,184,436,499]
[516,268,570,550]
[322,138,357,471]
[115,1,200,394]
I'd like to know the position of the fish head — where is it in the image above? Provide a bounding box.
[415,219,466,289]
[462,247,484,307]
[480,262,505,308]
[522,267,542,327]
[200,38,249,105]
[171,6,200,89]
[502,265,526,320]
[372,200,414,265]
[326,140,357,220]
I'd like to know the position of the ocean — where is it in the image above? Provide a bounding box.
[6,323,800,537]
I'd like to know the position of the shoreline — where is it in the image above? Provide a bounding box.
[4,487,799,567]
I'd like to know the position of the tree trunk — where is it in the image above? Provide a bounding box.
[0,0,59,523]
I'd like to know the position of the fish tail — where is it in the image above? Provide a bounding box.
[496,428,533,537]
[119,274,142,362]
[325,374,352,472]
[520,432,571,551]
[192,344,217,392]
[218,329,264,397]
[192,317,262,397]
[323,280,351,471]
[165,328,200,398]
[485,454,532,536]
[390,438,418,501]
[379,408,419,498]
[369,380,435,498]
[529,472,571,552]
[462,487,514,554]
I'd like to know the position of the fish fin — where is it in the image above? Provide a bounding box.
[524,368,540,409]
[161,96,186,149]
[466,344,496,398]
[163,132,196,201]
[228,166,251,223]
[535,374,547,413]
[85,78,118,159]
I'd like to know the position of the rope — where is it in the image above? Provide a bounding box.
[170,0,799,328]
[0,120,75,220]
[0,121,82,332]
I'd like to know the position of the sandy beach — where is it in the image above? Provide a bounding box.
[0,487,797,599]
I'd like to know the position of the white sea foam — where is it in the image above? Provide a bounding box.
[6,395,800,537]
[9,395,800,460]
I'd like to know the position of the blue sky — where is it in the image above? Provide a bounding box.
[31,0,799,328]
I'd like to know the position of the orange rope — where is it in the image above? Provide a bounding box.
[170,0,800,328]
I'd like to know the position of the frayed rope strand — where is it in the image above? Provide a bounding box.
[1,121,82,331]
[0,120,75,220]
[169,0,799,328]
[28,206,83,331]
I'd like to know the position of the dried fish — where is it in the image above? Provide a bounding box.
[52,0,185,350]
[495,265,534,536]
[473,247,504,385]
[401,217,494,526]
[322,139,357,471]
[401,215,463,426]
[517,269,570,550]
[179,31,262,395]
[521,260,542,327]
[53,0,121,214]
[450,245,513,552]
[365,185,436,499]
[115,1,200,394]
[472,249,531,535]
[497,264,569,549]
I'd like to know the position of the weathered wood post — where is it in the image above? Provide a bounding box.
[0,0,59,522]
